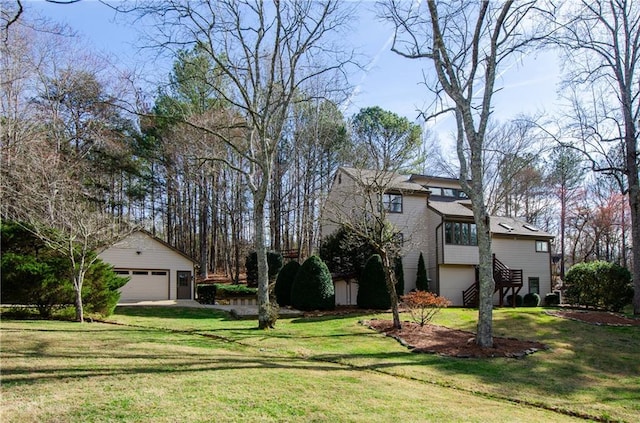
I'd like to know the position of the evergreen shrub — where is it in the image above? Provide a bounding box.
[523,292,541,307]
[319,226,376,278]
[274,261,300,307]
[544,292,560,306]
[415,252,429,291]
[245,251,283,288]
[357,254,391,310]
[0,221,127,318]
[565,261,633,312]
[506,294,523,307]
[290,256,334,311]
[197,285,217,304]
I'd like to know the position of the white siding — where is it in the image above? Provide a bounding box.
[321,169,430,295]
[492,236,553,298]
[443,245,479,265]
[99,231,195,301]
[439,265,476,306]
[388,194,429,293]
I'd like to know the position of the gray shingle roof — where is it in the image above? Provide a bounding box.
[340,167,430,193]
[428,200,474,218]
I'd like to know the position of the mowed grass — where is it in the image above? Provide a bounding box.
[0,307,637,422]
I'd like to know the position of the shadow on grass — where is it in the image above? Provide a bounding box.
[114,306,234,321]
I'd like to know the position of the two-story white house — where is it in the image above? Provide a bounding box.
[322,167,554,306]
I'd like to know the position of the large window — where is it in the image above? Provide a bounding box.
[445,221,478,246]
[535,240,549,252]
[383,193,403,213]
[528,277,540,294]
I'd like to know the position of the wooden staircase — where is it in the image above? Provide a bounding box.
[462,255,523,307]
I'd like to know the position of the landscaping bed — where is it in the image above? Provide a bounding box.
[364,319,547,358]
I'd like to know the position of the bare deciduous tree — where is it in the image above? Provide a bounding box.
[553,0,640,314]
[381,0,550,347]
[124,0,355,328]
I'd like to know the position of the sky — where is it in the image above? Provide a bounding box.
[25,0,562,149]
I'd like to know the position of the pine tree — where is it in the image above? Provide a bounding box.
[416,252,429,291]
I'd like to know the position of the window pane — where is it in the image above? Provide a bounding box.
[536,241,548,252]
[470,223,478,245]
[453,222,461,244]
[529,277,540,294]
[461,223,469,245]
[443,188,454,197]
[383,193,402,213]
[445,222,453,244]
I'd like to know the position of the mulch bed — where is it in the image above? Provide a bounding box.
[364,319,547,358]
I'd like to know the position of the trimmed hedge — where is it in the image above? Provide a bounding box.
[290,256,334,311]
[523,292,541,307]
[196,285,217,304]
[506,294,523,307]
[357,254,391,310]
[274,261,300,307]
[544,292,560,306]
[565,261,633,312]
[215,284,257,298]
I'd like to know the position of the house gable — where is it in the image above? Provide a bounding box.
[98,231,196,302]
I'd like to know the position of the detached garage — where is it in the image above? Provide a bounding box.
[99,230,197,302]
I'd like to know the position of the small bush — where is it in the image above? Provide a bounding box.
[245,251,283,288]
[357,254,391,310]
[290,256,334,311]
[523,292,541,307]
[506,294,523,307]
[544,292,560,306]
[274,261,300,307]
[565,261,633,312]
[197,284,217,304]
[401,291,451,326]
[415,252,429,291]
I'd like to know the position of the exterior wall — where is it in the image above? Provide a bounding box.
[491,236,553,298]
[321,170,430,295]
[425,208,442,293]
[387,194,429,293]
[99,231,195,301]
[438,265,476,306]
[443,244,479,265]
[321,171,364,238]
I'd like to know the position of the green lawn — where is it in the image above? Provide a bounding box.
[2,307,638,422]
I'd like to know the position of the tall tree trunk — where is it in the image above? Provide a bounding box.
[254,181,272,329]
[380,251,401,329]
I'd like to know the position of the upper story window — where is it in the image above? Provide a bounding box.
[535,240,549,252]
[445,221,478,246]
[383,193,403,213]
[428,186,468,199]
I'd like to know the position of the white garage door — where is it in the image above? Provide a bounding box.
[115,269,169,301]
